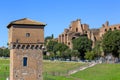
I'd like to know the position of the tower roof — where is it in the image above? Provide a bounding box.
[7,18,46,28]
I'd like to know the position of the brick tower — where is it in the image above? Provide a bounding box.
[7,18,46,80]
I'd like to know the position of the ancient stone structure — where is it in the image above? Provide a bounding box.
[7,18,46,80]
[58,19,99,48]
[58,19,120,48]
[58,19,89,48]
[100,21,120,37]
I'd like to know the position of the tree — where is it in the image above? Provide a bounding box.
[0,48,10,57]
[62,49,72,60]
[85,51,95,60]
[53,43,68,53]
[46,40,58,52]
[72,36,92,60]
[92,41,103,58]
[102,30,120,57]
[45,34,54,46]
[71,50,79,57]
[45,36,53,42]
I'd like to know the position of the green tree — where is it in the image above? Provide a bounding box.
[85,51,95,60]
[71,50,79,57]
[85,41,103,60]
[53,43,69,53]
[102,30,120,57]
[46,40,58,52]
[45,36,53,42]
[72,36,92,60]
[62,49,72,60]
[92,41,103,59]
[0,48,10,57]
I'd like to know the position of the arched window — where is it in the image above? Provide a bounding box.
[109,28,112,31]
[76,28,78,32]
[68,42,70,45]
[31,45,34,49]
[114,27,116,30]
[26,45,30,49]
[105,29,107,32]
[22,45,25,49]
[35,45,39,49]
[119,26,120,29]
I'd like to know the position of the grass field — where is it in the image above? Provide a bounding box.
[0,59,86,80]
[43,60,86,80]
[44,60,85,73]
[72,64,120,80]
[0,59,120,80]
[0,59,9,80]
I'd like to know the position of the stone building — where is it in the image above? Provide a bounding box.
[58,19,120,49]
[58,19,100,48]
[99,21,120,37]
[7,18,46,80]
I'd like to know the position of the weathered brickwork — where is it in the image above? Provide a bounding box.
[100,21,120,37]
[7,18,46,80]
[58,19,120,48]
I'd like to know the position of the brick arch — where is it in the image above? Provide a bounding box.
[114,27,117,30]
[22,45,25,49]
[40,45,43,49]
[17,44,21,49]
[26,45,30,49]
[35,45,39,49]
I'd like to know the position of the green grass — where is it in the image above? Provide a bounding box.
[0,59,9,80]
[43,60,85,73]
[43,60,86,80]
[72,63,120,80]
[1,59,120,80]
[43,75,73,80]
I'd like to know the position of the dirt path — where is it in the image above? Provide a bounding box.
[68,62,98,75]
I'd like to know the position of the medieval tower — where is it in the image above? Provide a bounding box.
[7,18,46,80]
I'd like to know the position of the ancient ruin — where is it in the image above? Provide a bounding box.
[58,19,120,48]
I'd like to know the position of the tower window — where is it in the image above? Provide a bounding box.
[26,33,30,37]
[109,28,112,31]
[105,29,107,32]
[23,57,27,66]
[76,28,78,32]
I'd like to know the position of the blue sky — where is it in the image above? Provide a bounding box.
[0,0,120,47]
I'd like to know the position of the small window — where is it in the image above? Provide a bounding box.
[23,57,27,66]
[105,29,107,32]
[76,28,78,32]
[114,27,116,30]
[26,33,30,37]
[68,42,70,45]
[109,28,112,31]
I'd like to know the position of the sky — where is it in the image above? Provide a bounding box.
[0,0,120,47]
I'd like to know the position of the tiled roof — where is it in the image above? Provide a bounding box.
[7,18,46,28]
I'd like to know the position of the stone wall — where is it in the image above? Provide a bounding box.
[10,46,43,80]
[58,20,120,49]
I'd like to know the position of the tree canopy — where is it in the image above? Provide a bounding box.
[46,40,58,52]
[72,36,92,60]
[53,43,69,53]
[0,48,10,57]
[102,30,120,57]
